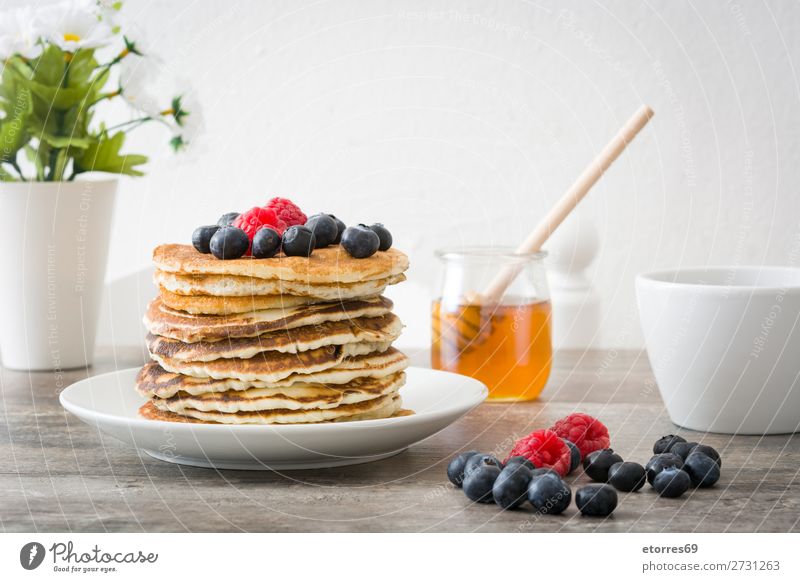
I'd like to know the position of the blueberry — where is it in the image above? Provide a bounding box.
[446,450,480,488]
[527,473,571,515]
[653,434,687,454]
[653,467,691,498]
[683,452,721,488]
[209,226,249,260]
[217,212,240,227]
[562,439,581,474]
[645,453,684,486]
[281,225,316,257]
[463,465,501,503]
[305,214,339,248]
[693,444,722,467]
[575,484,618,517]
[368,223,392,251]
[583,448,624,482]
[669,441,699,461]
[607,461,647,492]
[252,227,281,259]
[463,454,504,480]
[327,214,346,244]
[492,464,532,510]
[341,225,380,258]
[192,225,220,254]
[529,468,561,480]
[504,456,536,471]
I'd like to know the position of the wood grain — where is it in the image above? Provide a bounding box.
[1,347,797,532]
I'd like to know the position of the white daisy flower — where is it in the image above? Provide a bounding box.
[167,91,204,151]
[0,7,44,60]
[118,51,166,117]
[40,0,114,52]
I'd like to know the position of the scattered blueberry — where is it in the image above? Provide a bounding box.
[504,456,536,471]
[368,223,393,251]
[446,450,480,488]
[463,454,504,480]
[341,225,380,258]
[327,214,346,244]
[281,225,316,257]
[653,435,687,454]
[670,441,699,461]
[607,461,647,492]
[252,227,281,259]
[463,465,502,503]
[562,439,581,474]
[529,468,561,480]
[575,484,618,517]
[305,214,339,248]
[653,467,691,498]
[527,473,572,515]
[492,464,533,510]
[217,212,240,227]
[583,448,624,482]
[683,452,721,488]
[693,444,722,467]
[192,225,220,254]
[646,453,684,486]
[209,226,249,260]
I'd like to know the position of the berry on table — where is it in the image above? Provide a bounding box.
[607,461,647,492]
[583,448,624,482]
[281,225,316,257]
[550,413,611,459]
[492,463,533,510]
[305,214,339,248]
[217,212,239,227]
[653,435,687,455]
[562,439,581,474]
[327,214,346,243]
[446,450,480,488]
[646,453,684,485]
[341,225,380,259]
[527,473,572,515]
[463,454,504,480]
[575,484,618,517]
[693,444,722,467]
[209,226,249,260]
[463,465,501,503]
[669,441,699,461]
[506,429,572,477]
[192,225,220,254]
[368,223,392,251]
[529,468,561,480]
[252,227,282,259]
[653,467,691,498]
[265,197,307,227]
[504,456,536,471]
[683,452,721,488]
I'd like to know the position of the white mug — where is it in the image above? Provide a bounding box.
[636,266,800,435]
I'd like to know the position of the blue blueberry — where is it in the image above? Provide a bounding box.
[463,454,503,480]
[282,225,316,257]
[192,225,220,254]
[341,225,380,258]
[653,467,691,498]
[653,435,687,455]
[529,468,560,480]
[492,464,532,510]
[562,439,581,474]
[607,461,647,492]
[527,473,572,515]
[683,452,721,488]
[646,453,684,485]
[693,444,722,467]
[305,214,339,248]
[209,226,249,260]
[327,214,346,244]
[368,223,392,251]
[252,227,281,259]
[583,448,624,482]
[504,456,536,471]
[463,465,501,503]
[575,484,618,517]
[217,212,240,227]
[446,450,480,488]
[669,441,699,461]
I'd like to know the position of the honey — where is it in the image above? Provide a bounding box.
[431,299,552,401]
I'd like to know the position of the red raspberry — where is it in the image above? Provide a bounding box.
[505,429,571,476]
[232,207,286,254]
[550,413,610,459]
[265,197,307,227]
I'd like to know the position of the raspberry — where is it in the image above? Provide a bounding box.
[265,197,307,227]
[232,207,286,254]
[550,413,610,459]
[505,429,571,477]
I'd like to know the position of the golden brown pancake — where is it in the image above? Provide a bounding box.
[159,287,320,314]
[153,244,409,284]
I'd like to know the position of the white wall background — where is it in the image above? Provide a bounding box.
[18,0,800,349]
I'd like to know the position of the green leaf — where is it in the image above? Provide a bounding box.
[31,45,66,87]
[40,133,91,149]
[24,144,46,181]
[0,164,15,181]
[74,131,148,176]
[0,83,33,163]
[66,49,97,86]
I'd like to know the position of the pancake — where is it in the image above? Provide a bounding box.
[144,296,393,342]
[153,340,393,382]
[155,372,405,414]
[159,287,319,313]
[149,393,403,424]
[155,269,406,299]
[146,313,403,362]
[153,244,409,284]
[136,349,410,398]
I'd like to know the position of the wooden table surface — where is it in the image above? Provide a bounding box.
[1,347,798,533]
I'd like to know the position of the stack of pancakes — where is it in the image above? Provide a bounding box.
[136,243,411,424]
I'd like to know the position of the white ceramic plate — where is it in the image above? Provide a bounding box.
[59,366,487,470]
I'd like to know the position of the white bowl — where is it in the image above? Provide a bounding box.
[59,366,488,470]
[636,266,800,434]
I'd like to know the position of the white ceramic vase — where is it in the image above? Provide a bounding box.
[0,179,117,370]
